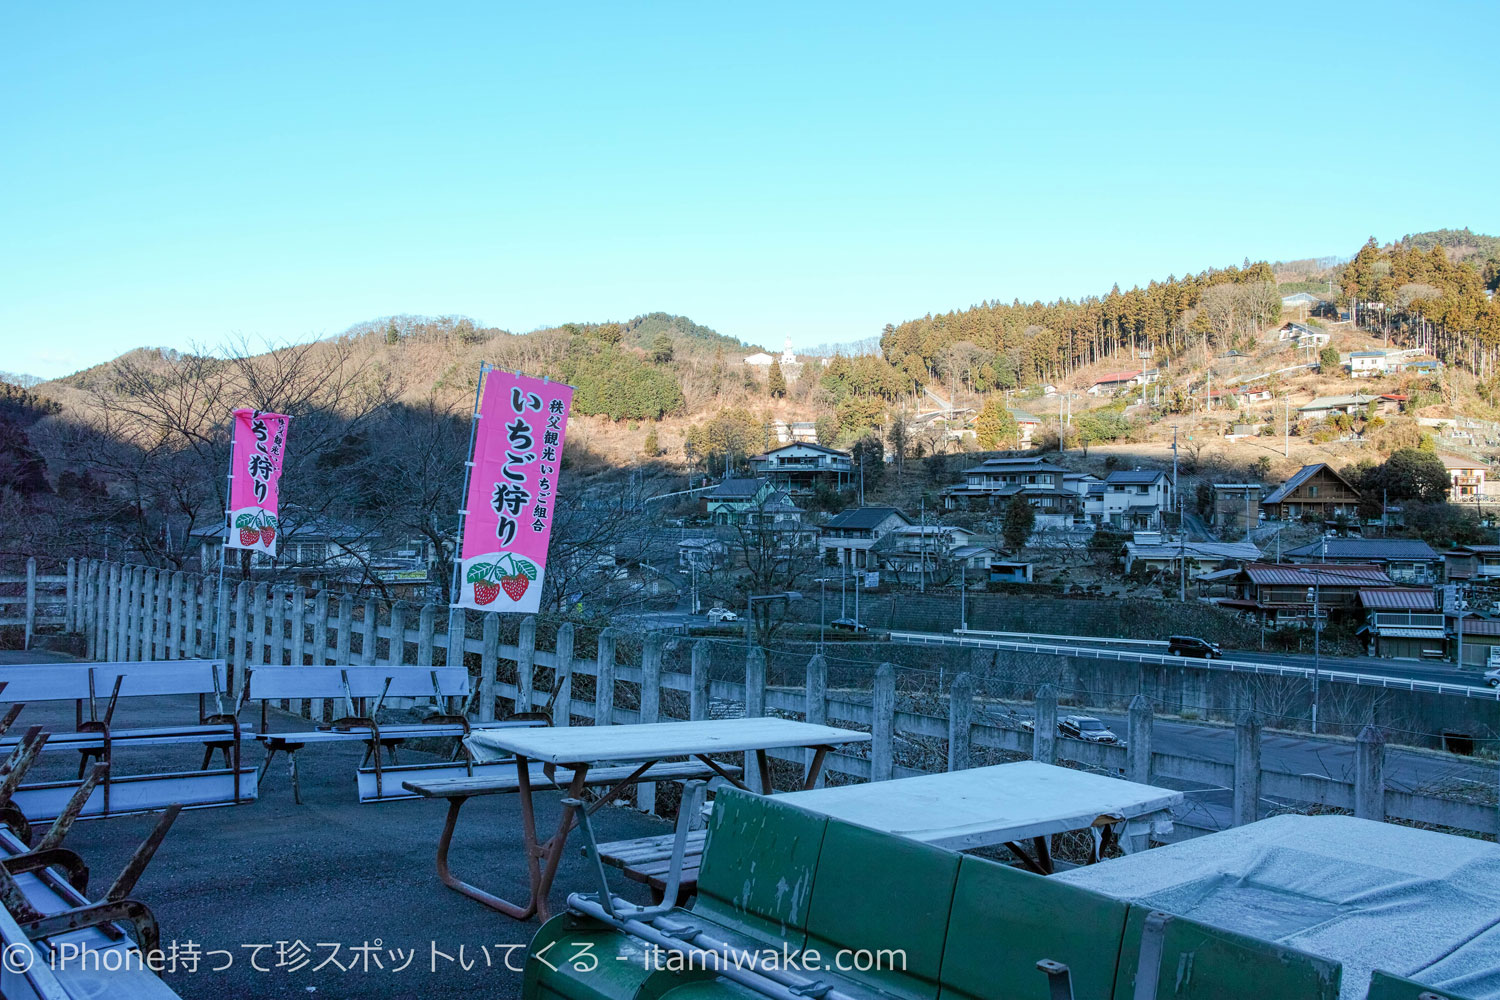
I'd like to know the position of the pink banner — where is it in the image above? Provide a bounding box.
[226,408,290,557]
[455,370,574,613]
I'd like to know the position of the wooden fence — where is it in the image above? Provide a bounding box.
[35,557,1500,840]
[0,558,75,649]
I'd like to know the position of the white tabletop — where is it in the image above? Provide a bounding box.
[775,761,1183,849]
[466,717,870,765]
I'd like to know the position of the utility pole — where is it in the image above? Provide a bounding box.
[1283,394,1290,458]
[1058,391,1065,453]
[1173,427,1185,602]
[918,496,926,594]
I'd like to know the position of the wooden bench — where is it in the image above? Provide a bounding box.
[0,661,249,816]
[244,666,546,803]
[595,829,709,900]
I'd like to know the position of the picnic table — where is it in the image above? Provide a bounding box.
[405,717,870,920]
[775,760,1183,874]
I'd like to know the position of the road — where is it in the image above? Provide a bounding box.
[895,629,1500,695]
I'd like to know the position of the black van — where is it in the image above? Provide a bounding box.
[1168,635,1223,658]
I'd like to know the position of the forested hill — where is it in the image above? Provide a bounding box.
[883,230,1500,388]
[882,262,1282,390]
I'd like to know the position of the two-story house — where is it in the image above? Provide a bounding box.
[1283,537,1441,586]
[1261,464,1361,520]
[1095,469,1171,530]
[1087,370,1141,396]
[872,525,996,579]
[1445,544,1500,582]
[942,458,1079,527]
[1349,351,1393,378]
[1210,483,1261,533]
[818,506,912,570]
[749,443,853,495]
[1440,454,1489,501]
[1230,562,1394,624]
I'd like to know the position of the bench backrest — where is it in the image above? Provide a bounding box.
[0,660,226,702]
[693,788,829,950]
[247,666,470,702]
[1113,904,1342,1000]
[938,854,1130,1000]
[1365,970,1473,1000]
[802,818,961,1000]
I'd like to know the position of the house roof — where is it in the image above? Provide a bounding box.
[1449,544,1500,555]
[1299,394,1376,411]
[823,506,910,531]
[951,545,997,559]
[961,459,1068,475]
[1262,463,1358,506]
[1104,469,1168,485]
[1242,563,1393,587]
[1009,410,1041,423]
[1358,588,1436,611]
[1379,393,1408,401]
[1211,483,1262,491]
[1091,370,1141,384]
[1350,351,1388,358]
[707,477,770,499]
[1284,538,1439,562]
[1440,454,1487,471]
[760,442,850,458]
[1126,541,1261,562]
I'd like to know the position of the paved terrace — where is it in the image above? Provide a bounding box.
[0,649,663,999]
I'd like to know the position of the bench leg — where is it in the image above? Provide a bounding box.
[257,746,279,788]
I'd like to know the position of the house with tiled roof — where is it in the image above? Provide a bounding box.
[1087,370,1141,396]
[942,457,1080,527]
[817,506,912,570]
[1094,469,1172,529]
[1226,562,1393,623]
[1284,537,1441,585]
[1358,588,1445,659]
[749,443,853,495]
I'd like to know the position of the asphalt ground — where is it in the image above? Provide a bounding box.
[0,649,665,1000]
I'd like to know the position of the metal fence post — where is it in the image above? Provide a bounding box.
[1233,712,1262,827]
[948,673,973,772]
[1033,684,1058,765]
[871,662,895,782]
[1355,725,1386,821]
[1126,694,1154,785]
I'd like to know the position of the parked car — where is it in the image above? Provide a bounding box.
[706,607,739,624]
[1168,635,1223,659]
[1484,667,1500,688]
[1058,715,1119,743]
[829,617,868,633]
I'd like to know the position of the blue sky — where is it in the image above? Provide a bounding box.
[3,2,1495,378]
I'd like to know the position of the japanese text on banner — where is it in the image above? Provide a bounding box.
[227,409,290,556]
[456,371,573,613]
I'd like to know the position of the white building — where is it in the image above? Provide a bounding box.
[1350,351,1393,378]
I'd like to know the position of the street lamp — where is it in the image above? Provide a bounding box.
[746,590,803,645]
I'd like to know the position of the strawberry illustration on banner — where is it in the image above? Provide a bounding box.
[225,409,290,557]
[453,369,573,614]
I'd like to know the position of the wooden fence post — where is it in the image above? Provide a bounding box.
[804,654,828,787]
[871,662,895,783]
[948,673,973,772]
[270,586,288,667]
[361,598,378,665]
[594,629,617,727]
[445,607,466,715]
[1126,694,1154,785]
[514,616,535,717]
[232,582,250,696]
[289,588,306,668]
[690,641,710,721]
[1233,712,1262,827]
[214,576,230,663]
[417,604,436,666]
[481,613,500,720]
[251,583,269,666]
[638,634,662,814]
[168,571,185,659]
[108,564,122,661]
[388,602,408,667]
[132,566,147,660]
[1033,684,1058,765]
[145,568,161,659]
[23,557,36,650]
[744,646,767,792]
[100,564,117,660]
[1355,725,1386,821]
[64,558,76,634]
[311,590,329,722]
[156,569,171,658]
[553,622,574,727]
[336,596,354,668]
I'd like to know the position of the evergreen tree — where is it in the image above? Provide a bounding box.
[1318,345,1342,375]
[642,424,660,458]
[651,333,674,365]
[767,357,787,398]
[973,398,1018,450]
[1001,493,1035,554]
[385,320,399,345]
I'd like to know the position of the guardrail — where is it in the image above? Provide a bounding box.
[955,628,1168,648]
[890,631,1500,701]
